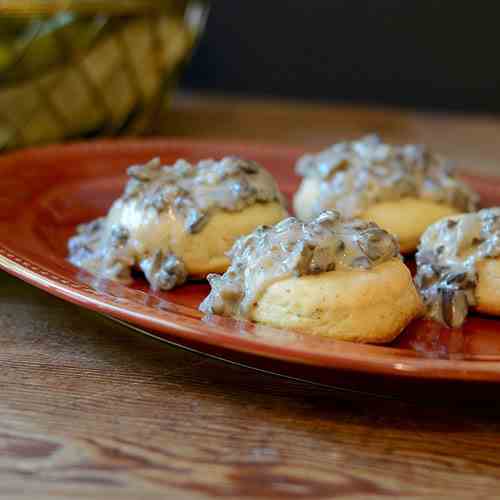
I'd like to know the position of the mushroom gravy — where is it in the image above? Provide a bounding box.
[415,208,500,328]
[296,134,478,218]
[68,156,286,290]
[200,210,399,318]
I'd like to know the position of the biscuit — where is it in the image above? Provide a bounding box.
[107,199,287,277]
[415,208,500,327]
[251,259,423,343]
[293,135,478,253]
[474,258,500,316]
[200,210,423,343]
[294,178,460,252]
[68,156,288,289]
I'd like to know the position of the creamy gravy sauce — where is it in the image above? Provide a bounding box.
[68,156,285,290]
[296,134,478,218]
[200,210,399,318]
[124,156,285,232]
[415,208,500,328]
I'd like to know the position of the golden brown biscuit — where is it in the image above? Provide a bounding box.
[293,135,478,253]
[201,210,423,343]
[415,208,500,327]
[106,199,287,277]
[361,198,459,253]
[251,259,423,343]
[473,258,500,316]
[68,156,288,289]
[294,178,460,253]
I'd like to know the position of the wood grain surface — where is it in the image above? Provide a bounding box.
[3,93,500,499]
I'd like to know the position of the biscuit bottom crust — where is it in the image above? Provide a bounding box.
[293,177,459,253]
[476,258,500,316]
[250,258,424,344]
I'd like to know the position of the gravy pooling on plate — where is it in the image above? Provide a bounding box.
[415,208,500,328]
[68,156,287,290]
[200,210,400,318]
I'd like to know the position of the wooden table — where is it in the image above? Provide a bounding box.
[3,94,500,499]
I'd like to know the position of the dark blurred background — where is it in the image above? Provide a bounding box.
[181,1,500,112]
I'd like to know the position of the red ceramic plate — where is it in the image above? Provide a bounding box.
[2,139,500,401]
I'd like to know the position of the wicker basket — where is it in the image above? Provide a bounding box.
[0,1,208,150]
